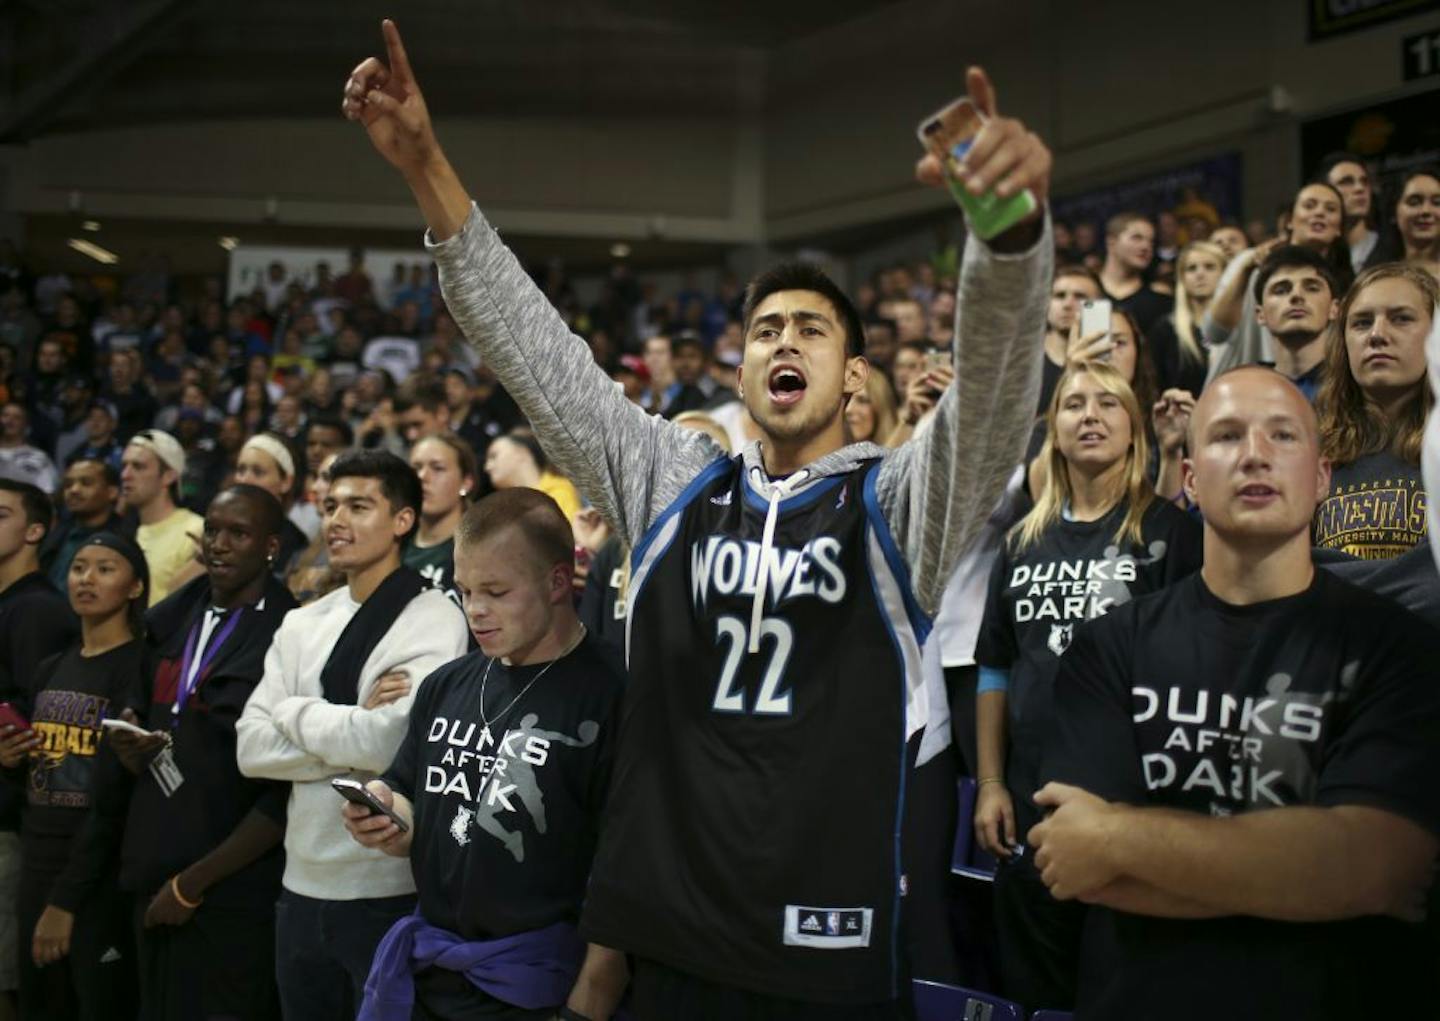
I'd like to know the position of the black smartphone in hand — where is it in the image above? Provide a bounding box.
[331,778,410,832]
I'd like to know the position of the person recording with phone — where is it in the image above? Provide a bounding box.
[341,488,628,1021]
[237,451,469,1020]
[94,484,298,1021]
[4,532,150,1021]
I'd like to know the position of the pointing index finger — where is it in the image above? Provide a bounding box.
[966,66,997,119]
[382,19,414,84]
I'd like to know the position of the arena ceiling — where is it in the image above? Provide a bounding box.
[1,0,906,142]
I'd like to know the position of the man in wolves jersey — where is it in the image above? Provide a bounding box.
[344,21,1052,1018]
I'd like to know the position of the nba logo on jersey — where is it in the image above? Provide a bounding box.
[825,911,841,936]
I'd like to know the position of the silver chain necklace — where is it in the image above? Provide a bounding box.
[478,625,587,729]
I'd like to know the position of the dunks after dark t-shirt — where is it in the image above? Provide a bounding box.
[383,634,625,1019]
[1042,570,1440,1019]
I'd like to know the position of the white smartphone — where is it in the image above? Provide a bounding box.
[1079,299,1113,352]
[100,717,155,737]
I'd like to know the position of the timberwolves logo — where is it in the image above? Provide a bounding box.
[1047,623,1073,657]
[450,805,474,847]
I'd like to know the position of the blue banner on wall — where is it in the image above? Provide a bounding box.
[1051,152,1244,238]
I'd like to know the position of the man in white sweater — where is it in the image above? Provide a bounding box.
[238,449,469,1020]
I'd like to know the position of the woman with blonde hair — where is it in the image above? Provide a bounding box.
[842,369,899,446]
[1151,239,1226,395]
[971,361,1201,1013]
[1314,262,1437,558]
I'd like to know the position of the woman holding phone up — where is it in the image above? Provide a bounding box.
[0,532,150,1021]
[973,362,1201,1013]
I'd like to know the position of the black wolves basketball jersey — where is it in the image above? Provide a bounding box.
[578,454,933,1003]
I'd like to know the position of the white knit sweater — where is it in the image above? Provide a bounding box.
[237,584,469,900]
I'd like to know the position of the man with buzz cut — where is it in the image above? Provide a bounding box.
[346,21,1052,1018]
[1031,366,1440,1019]
[237,449,469,1021]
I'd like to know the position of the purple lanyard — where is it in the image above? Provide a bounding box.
[172,609,243,725]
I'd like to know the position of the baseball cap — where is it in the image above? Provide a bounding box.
[617,354,650,383]
[87,399,118,421]
[127,428,186,475]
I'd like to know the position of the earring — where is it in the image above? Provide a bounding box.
[459,489,468,497]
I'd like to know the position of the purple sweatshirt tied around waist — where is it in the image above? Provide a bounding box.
[358,911,584,1021]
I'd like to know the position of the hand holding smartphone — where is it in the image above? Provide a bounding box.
[332,777,410,832]
[0,703,30,734]
[918,97,1038,240]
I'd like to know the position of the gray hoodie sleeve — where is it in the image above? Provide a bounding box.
[427,205,723,548]
[874,220,1052,616]
[1203,263,1271,383]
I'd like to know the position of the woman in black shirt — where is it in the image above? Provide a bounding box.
[974,362,1201,1013]
[0,532,149,1021]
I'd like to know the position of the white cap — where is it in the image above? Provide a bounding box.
[127,429,186,476]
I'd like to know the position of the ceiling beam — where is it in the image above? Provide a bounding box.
[0,0,200,143]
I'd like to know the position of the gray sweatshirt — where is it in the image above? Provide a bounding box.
[428,204,1051,616]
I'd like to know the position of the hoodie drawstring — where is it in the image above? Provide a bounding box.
[747,466,809,653]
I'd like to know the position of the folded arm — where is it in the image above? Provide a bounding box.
[1031,783,1437,923]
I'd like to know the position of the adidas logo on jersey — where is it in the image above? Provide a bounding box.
[710,491,733,506]
[800,913,823,933]
[99,947,123,964]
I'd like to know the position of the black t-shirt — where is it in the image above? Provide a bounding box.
[119,579,296,905]
[576,537,627,655]
[1036,353,1065,416]
[1042,570,1440,1019]
[975,500,1201,835]
[1146,314,1207,398]
[382,634,624,1019]
[404,535,458,601]
[1105,284,1171,339]
[21,641,149,884]
[0,573,78,831]
[1313,451,1426,560]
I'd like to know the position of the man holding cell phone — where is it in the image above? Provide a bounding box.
[342,488,627,1021]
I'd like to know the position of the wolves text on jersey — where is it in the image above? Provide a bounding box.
[689,535,846,613]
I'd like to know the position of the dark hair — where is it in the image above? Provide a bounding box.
[1313,151,1367,182]
[671,333,706,357]
[0,479,53,540]
[742,262,865,358]
[213,483,286,539]
[501,428,549,473]
[326,449,423,543]
[306,415,354,448]
[897,339,930,359]
[1252,244,1340,303]
[456,488,574,572]
[393,376,448,415]
[63,456,121,487]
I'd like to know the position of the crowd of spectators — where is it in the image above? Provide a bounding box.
[0,97,1436,1021]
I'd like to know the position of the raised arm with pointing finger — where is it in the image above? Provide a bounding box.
[346,19,1052,1009]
